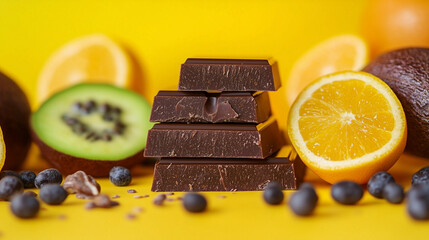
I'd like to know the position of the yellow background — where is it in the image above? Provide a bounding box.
[0,0,428,239]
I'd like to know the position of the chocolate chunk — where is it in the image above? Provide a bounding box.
[127,189,137,193]
[178,58,281,91]
[144,118,282,159]
[150,91,271,123]
[153,194,167,205]
[125,213,137,220]
[85,202,97,210]
[151,146,305,192]
[92,194,119,208]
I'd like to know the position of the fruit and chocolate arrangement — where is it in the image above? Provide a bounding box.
[2,0,429,227]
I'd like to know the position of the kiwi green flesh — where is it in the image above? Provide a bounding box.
[363,47,429,158]
[0,71,31,170]
[31,83,153,161]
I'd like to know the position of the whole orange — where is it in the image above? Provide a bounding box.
[362,0,429,58]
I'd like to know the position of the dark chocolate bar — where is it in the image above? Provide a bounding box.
[178,58,281,91]
[150,91,271,123]
[151,146,306,192]
[144,118,282,159]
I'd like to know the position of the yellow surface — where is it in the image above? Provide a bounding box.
[1,0,429,239]
[1,148,428,240]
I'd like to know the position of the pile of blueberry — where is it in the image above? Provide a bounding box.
[262,167,429,220]
[0,168,65,218]
[0,166,135,219]
[0,166,209,218]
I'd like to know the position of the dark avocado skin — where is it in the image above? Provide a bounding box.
[363,48,429,158]
[0,71,31,169]
[31,127,145,177]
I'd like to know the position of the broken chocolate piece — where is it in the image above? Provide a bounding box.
[125,213,137,220]
[86,194,119,209]
[127,189,137,193]
[178,58,281,91]
[151,146,305,192]
[153,194,167,206]
[150,91,271,123]
[144,118,282,159]
[85,202,97,210]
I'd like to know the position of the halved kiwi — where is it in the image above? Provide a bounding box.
[31,83,153,177]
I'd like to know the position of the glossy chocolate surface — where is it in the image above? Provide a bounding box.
[150,91,271,123]
[178,58,281,91]
[151,146,306,192]
[144,118,282,159]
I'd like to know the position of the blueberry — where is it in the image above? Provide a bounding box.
[39,184,68,205]
[383,182,404,204]
[35,168,63,189]
[265,181,282,191]
[299,183,319,202]
[367,171,395,199]
[407,185,429,220]
[331,181,363,205]
[289,188,318,216]
[109,166,132,186]
[10,194,40,218]
[19,170,36,188]
[263,187,284,205]
[412,166,429,186]
[0,176,24,201]
[408,184,429,201]
[183,193,207,213]
[0,170,21,180]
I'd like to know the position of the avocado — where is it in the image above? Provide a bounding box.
[31,83,153,177]
[363,48,429,158]
[0,71,31,170]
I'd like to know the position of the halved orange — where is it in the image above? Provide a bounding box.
[287,71,407,184]
[37,34,131,105]
[0,126,5,171]
[285,35,368,106]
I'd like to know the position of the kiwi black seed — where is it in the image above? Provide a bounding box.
[31,83,152,177]
[363,48,429,158]
[61,100,128,143]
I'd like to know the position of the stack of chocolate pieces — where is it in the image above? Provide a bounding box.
[145,59,305,191]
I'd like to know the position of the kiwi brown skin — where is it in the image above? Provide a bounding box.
[0,71,31,170]
[363,48,429,158]
[31,128,144,177]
